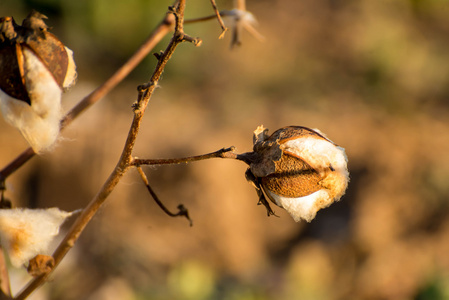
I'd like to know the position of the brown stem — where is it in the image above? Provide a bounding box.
[132,147,237,166]
[184,14,217,23]
[0,148,35,183]
[14,1,191,299]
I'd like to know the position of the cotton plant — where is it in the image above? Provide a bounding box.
[0,2,351,298]
[0,11,77,153]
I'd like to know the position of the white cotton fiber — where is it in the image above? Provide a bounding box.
[0,47,63,153]
[0,207,75,267]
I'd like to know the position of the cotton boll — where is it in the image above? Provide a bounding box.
[0,11,77,153]
[0,47,63,153]
[0,208,75,268]
[244,125,349,222]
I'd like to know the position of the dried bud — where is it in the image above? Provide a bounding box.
[0,11,77,153]
[244,125,349,222]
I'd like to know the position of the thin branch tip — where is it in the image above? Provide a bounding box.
[218,27,228,39]
[137,166,193,226]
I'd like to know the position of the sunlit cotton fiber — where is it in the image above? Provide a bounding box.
[0,208,76,267]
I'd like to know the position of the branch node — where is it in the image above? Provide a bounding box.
[153,51,164,60]
[137,81,156,93]
[183,34,203,46]
[131,102,139,112]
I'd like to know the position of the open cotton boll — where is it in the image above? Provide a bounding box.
[0,207,76,268]
[0,11,77,153]
[245,125,349,222]
[0,47,63,153]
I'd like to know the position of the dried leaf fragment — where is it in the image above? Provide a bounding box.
[27,254,55,277]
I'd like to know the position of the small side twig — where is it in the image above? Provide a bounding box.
[131,146,237,166]
[209,0,228,38]
[136,166,192,226]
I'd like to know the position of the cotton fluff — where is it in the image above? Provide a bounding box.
[0,207,76,267]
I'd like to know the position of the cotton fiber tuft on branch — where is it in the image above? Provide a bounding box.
[244,125,349,222]
[0,207,77,268]
[0,11,77,153]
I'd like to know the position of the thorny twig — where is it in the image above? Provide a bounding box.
[14,1,199,298]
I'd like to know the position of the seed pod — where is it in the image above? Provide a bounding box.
[245,125,349,222]
[0,11,77,153]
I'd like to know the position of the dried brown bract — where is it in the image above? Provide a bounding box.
[27,255,55,277]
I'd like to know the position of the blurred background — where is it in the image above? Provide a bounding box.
[1,0,449,299]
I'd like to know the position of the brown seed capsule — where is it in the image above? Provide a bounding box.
[245,125,349,222]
